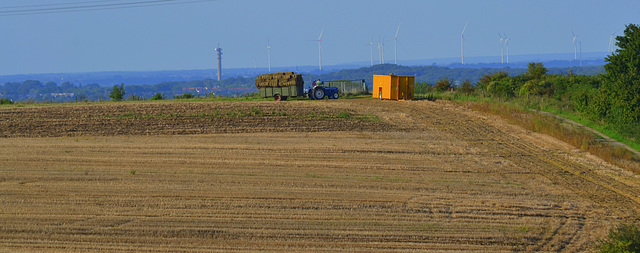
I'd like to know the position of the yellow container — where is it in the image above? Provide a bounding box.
[372,74,414,100]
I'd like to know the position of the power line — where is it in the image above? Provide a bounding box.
[0,0,123,10]
[0,0,216,16]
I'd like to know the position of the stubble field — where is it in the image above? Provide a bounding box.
[1,99,639,252]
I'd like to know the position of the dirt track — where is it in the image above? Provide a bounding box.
[1,99,639,252]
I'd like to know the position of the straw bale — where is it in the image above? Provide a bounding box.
[255,72,304,88]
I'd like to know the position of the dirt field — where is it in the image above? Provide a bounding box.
[1,99,639,252]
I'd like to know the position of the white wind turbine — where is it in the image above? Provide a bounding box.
[369,36,374,66]
[572,32,578,60]
[381,37,385,64]
[377,36,385,64]
[459,20,469,64]
[578,40,582,66]
[394,23,401,64]
[377,38,382,64]
[608,33,616,53]
[499,33,505,64]
[317,27,324,71]
[267,40,271,72]
[503,32,510,64]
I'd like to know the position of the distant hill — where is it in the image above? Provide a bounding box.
[0,52,609,87]
[0,51,609,102]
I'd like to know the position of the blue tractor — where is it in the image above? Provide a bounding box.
[307,79,339,100]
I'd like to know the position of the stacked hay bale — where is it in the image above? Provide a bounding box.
[255,72,304,88]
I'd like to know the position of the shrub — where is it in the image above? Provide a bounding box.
[150,93,164,100]
[435,77,453,92]
[458,79,475,95]
[336,111,351,119]
[596,222,640,253]
[174,93,195,99]
[128,94,142,101]
[0,98,13,104]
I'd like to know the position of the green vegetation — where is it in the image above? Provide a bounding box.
[150,93,164,100]
[309,63,605,87]
[595,222,640,253]
[109,83,125,101]
[435,76,453,92]
[0,98,13,104]
[414,24,640,172]
[417,24,640,150]
[601,24,640,128]
[173,93,195,99]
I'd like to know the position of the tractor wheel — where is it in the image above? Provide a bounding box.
[274,94,282,101]
[313,88,325,100]
[332,93,339,99]
[308,90,315,100]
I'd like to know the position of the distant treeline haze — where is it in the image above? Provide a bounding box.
[0,64,605,102]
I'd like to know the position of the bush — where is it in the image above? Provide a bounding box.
[435,77,453,92]
[596,222,640,253]
[415,82,433,95]
[128,94,142,101]
[150,93,164,100]
[174,93,195,99]
[0,98,13,104]
[458,79,475,95]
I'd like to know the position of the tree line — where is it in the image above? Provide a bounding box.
[0,76,256,102]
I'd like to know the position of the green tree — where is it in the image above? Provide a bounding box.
[435,76,453,92]
[520,62,553,97]
[150,93,164,100]
[526,62,548,80]
[458,79,475,95]
[109,83,126,101]
[602,23,640,125]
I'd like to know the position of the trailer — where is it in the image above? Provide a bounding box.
[255,72,304,101]
[255,72,340,101]
[259,85,303,101]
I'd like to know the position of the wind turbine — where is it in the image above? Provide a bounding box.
[503,32,509,64]
[377,38,382,64]
[267,40,271,72]
[459,19,469,64]
[578,40,582,66]
[572,32,578,60]
[369,36,374,66]
[499,33,504,64]
[317,27,324,71]
[608,33,616,53]
[394,23,401,64]
[377,36,385,64]
[381,36,385,64]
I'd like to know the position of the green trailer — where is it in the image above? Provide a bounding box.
[255,72,305,101]
[259,84,304,101]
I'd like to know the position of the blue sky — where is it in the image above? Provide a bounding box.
[0,0,638,75]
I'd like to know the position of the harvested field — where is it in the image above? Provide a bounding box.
[1,99,639,252]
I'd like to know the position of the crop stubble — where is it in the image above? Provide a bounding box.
[0,99,639,252]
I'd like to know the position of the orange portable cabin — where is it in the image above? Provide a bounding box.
[372,74,414,100]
